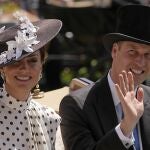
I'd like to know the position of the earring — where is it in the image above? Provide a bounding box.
[32,84,44,99]
[1,71,5,83]
[40,73,42,79]
[38,73,42,82]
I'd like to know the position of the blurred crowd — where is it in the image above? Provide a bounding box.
[0,0,39,15]
[0,0,150,16]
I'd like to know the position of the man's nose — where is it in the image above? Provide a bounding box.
[135,55,146,67]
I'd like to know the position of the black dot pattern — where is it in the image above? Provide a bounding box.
[0,87,61,149]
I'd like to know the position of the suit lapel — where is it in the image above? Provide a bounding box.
[140,85,150,149]
[93,76,118,133]
[85,77,150,149]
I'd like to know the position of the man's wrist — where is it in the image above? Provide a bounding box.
[115,124,134,149]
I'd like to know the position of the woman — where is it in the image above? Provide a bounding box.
[0,12,62,149]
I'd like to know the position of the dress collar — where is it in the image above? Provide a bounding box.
[0,85,31,112]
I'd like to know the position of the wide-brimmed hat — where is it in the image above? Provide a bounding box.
[0,13,62,67]
[103,4,150,51]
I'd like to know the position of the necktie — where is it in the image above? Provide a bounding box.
[133,89,140,150]
[116,103,123,121]
[116,103,140,150]
[133,125,140,150]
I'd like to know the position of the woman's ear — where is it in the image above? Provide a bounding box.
[0,68,4,75]
[0,68,5,82]
[0,67,4,73]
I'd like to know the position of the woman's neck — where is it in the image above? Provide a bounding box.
[5,84,30,101]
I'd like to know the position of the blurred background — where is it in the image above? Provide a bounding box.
[0,0,149,91]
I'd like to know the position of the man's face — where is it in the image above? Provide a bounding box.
[111,41,150,86]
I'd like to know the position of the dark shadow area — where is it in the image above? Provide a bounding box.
[38,2,118,91]
[38,0,147,91]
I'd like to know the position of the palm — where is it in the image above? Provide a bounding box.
[115,71,144,135]
[124,91,143,122]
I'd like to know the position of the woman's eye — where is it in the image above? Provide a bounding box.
[29,58,38,63]
[13,61,20,66]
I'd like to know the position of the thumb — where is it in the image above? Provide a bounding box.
[136,87,144,102]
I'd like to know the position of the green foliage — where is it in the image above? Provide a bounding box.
[60,57,111,86]
[60,67,75,85]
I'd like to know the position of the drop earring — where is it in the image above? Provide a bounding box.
[32,84,44,99]
[39,73,42,80]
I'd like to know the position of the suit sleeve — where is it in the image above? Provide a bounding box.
[59,95,129,150]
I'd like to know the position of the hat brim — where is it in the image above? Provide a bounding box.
[103,33,150,51]
[0,19,62,67]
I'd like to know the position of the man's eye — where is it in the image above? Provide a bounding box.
[145,53,150,59]
[128,50,136,55]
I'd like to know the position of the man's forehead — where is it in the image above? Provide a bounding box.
[117,41,150,49]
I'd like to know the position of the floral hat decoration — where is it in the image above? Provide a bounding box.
[0,12,62,67]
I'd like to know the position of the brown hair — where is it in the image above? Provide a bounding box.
[39,46,48,64]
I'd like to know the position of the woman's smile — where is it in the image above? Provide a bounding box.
[15,76,32,81]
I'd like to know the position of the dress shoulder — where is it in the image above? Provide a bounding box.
[29,100,61,147]
[30,99,61,126]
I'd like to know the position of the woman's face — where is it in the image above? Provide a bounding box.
[1,51,42,94]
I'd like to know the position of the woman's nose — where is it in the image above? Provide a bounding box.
[19,61,29,70]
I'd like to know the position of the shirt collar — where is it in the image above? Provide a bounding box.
[107,70,120,107]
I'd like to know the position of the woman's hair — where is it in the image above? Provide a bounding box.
[39,46,48,64]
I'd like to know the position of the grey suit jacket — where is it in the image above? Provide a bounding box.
[59,76,150,150]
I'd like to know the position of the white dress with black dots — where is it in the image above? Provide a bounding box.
[0,87,61,150]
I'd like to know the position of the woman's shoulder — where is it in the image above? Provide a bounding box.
[30,100,61,144]
[30,99,61,123]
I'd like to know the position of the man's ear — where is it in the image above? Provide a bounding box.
[111,43,119,58]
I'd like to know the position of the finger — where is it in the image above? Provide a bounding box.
[136,87,144,102]
[119,74,127,95]
[115,84,125,105]
[128,72,134,91]
[122,70,129,91]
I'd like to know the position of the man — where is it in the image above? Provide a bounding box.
[59,4,150,150]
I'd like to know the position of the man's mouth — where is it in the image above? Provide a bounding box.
[130,68,144,75]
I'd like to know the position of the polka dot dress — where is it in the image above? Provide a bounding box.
[0,87,61,150]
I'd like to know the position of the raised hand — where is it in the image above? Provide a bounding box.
[115,71,144,137]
